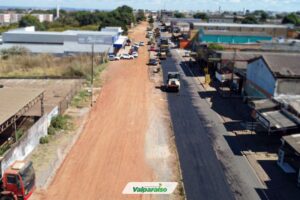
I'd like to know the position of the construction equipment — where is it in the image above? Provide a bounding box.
[166,72,180,92]
[159,52,167,60]
[0,161,35,200]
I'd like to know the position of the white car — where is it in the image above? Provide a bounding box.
[139,41,145,46]
[132,52,138,58]
[108,55,120,61]
[121,54,134,60]
[134,42,140,47]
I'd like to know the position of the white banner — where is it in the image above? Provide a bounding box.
[122,182,177,194]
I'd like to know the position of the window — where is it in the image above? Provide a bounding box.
[7,175,17,184]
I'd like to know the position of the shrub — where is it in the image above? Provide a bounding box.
[51,115,70,130]
[48,126,56,135]
[40,136,49,144]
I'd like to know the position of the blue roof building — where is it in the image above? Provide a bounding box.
[199,29,272,44]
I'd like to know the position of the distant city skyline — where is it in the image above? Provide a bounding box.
[0,0,299,12]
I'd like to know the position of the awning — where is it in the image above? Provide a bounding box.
[256,110,298,131]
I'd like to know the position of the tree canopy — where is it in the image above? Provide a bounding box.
[19,15,45,30]
[193,12,208,20]
[241,15,258,24]
[282,13,300,25]
[174,12,185,18]
[136,9,146,22]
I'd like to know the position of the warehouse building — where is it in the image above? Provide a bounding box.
[208,15,235,24]
[199,29,272,44]
[193,22,291,38]
[0,26,126,54]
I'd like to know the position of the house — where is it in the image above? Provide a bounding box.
[278,134,300,186]
[245,55,300,99]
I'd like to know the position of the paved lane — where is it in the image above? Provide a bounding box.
[161,50,235,200]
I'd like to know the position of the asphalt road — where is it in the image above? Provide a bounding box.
[160,51,234,200]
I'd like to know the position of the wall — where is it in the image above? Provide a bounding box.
[246,59,276,97]
[276,79,300,96]
[0,115,48,175]
[47,106,59,127]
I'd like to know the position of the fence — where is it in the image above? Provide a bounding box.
[0,115,48,175]
[58,80,84,114]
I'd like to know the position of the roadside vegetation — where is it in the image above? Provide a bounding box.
[40,115,73,144]
[0,48,107,79]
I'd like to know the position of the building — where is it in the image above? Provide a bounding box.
[101,27,123,35]
[261,39,300,52]
[278,134,300,186]
[0,26,126,54]
[199,29,272,44]
[32,14,53,23]
[250,98,300,133]
[245,55,300,99]
[0,14,11,25]
[193,22,291,38]
[208,15,235,23]
[0,13,53,25]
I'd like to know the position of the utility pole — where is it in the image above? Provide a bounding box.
[91,43,94,107]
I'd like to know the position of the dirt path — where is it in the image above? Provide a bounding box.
[33,22,181,200]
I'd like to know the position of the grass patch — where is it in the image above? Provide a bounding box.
[47,115,73,136]
[0,50,107,79]
[71,89,90,108]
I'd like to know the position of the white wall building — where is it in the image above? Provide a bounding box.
[0,26,125,54]
[0,13,53,25]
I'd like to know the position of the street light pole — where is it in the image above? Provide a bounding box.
[91,43,94,107]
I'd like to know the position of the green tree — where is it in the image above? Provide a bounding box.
[241,15,258,24]
[260,12,268,22]
[193,12,208,20]
[208,43,224,51]
[148,15,154,24]
[136,9,146,22]
[174,12,185,18]
[19,15,45,30]
[282,13,300,25]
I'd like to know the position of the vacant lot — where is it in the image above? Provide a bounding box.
[0,52,106,78]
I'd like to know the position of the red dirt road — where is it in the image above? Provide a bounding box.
[40,22,156,200]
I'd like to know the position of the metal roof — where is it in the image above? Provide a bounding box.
[250,99,279,111]
[193,22,289,29]
[0,88,44,126]
[261,54,300,78]
[216,51,300,62]
[261,110,297,129]
[283,134,300,154]
[203,30,270,37]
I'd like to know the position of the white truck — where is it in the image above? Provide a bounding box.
[166,72,180,92]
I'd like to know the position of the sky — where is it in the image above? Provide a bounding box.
[0,0,300,12]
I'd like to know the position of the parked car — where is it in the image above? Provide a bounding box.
[149,46,158,52]
[108,54,120,61]
[132,52,138,58]
[148,58,158,65]
[139,41,145,46]
[120,54,134,60]
[134,42,140,47]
